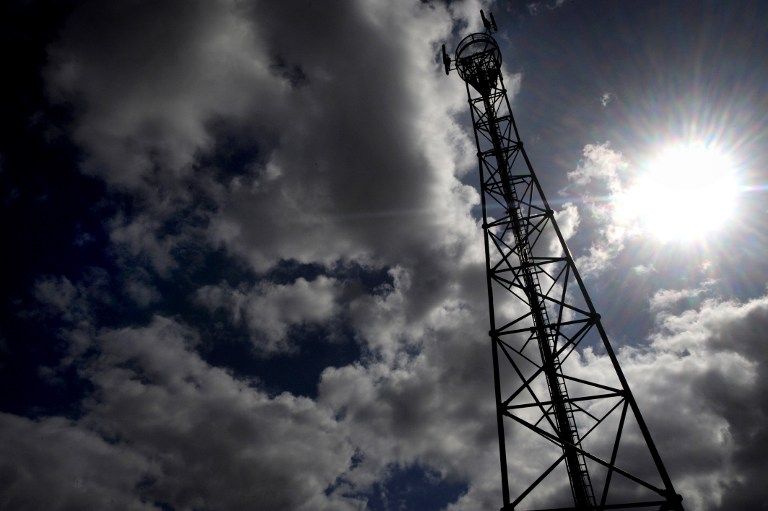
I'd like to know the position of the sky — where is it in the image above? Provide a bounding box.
[1,0,767,510]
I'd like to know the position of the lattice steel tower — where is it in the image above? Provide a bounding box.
[441,12,684,511]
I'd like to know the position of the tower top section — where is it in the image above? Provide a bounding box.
[455,33,501,95]
[441,10,501,95]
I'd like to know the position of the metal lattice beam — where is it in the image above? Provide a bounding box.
[443,14,684,511]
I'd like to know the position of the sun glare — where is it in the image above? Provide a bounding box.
[616,143,739,241]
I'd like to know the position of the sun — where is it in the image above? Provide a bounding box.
[615,143,740,241]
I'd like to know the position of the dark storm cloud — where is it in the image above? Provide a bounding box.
[0,413,153,509]
[47,0,271,189]
[47,0,480,276]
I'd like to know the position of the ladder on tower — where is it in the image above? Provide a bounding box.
[506,162,597,508]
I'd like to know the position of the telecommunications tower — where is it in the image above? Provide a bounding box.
[441,11,683,511]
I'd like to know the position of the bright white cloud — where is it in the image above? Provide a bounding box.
[564,142,636,275]
[640,294,768,510]
[649,281,715,313]
[555,202,580,237]
[632,263,656,275]
[567,143,626,198]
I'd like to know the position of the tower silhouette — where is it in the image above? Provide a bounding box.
[442,12,684,511]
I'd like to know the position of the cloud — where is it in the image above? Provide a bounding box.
[649,281,715,313]
[18,277,768,510]
[527,0,569,16]
[632,263,656,275]
[34,270,112,324]
[34,275,77,312]
[564,142,636,275]
[125,278,161,308]
[567,143,626,197]
[77,316,359,510]
[205,1,483,274]
[196,276,341,354]
[109,214,183,276]
[0,413,155,510]
[47,0,277,191]
[34,2,502,504]
[47,0,483,278]
[318,268,501,497]
[641,294,768,510]
[330,268,768,510]
[553,201,580,247]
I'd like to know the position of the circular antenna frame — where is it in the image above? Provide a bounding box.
[454,33,502,94]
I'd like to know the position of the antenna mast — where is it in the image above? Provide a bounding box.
[443,12,684,511]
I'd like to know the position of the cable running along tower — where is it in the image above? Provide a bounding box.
[441,12,683,511]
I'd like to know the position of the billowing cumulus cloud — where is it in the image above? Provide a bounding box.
[205,2,483,275]
[562,142,639,275]
[196,276,341,354]
[649,282,714,313]
[20,275,768,510]
[47,0,483,277]
[640,294,768,510]
[81,316,360,510]
[10,316,360,510]
[47,0,276,190]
